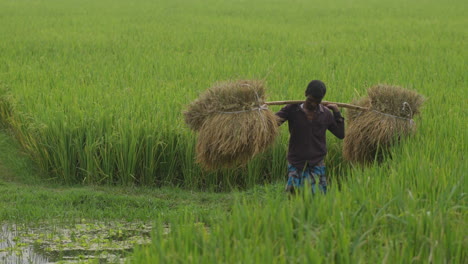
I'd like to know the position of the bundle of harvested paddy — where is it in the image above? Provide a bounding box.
[185,81,424,169]
[343,84,425,164]
[184,80,279,169]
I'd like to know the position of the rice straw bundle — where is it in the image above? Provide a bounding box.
[343,84,425,164]
[184,80,279,169]
[185,81,425,169]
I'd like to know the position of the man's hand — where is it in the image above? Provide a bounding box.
[323,103,340,112]
[276,116,286,126]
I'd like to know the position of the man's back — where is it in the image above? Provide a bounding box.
[276,103,344,170]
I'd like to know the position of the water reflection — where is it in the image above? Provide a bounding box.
[1,224,49,264]
[1,221,154,264]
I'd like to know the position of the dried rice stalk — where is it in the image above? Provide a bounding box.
[343,84,425,164]
[184,80,279,169]
[186,81,425,169]
[183,80,267,131]
[196,109,278,169]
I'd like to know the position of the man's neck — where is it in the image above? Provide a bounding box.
[301,103,319,112]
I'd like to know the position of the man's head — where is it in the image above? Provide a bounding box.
[305,80,326,102]
[304,80,326,111]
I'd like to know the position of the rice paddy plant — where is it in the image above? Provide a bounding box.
[0,0,466,191]
[130,149,466,263]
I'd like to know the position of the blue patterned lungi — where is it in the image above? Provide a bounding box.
[285,160,327,194]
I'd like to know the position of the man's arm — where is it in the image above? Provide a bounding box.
[275,105,290,126]
[324,103,345,139]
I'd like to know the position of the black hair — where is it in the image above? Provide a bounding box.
[305,80,326,99]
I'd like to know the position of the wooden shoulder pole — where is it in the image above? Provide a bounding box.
[265,100,369,111]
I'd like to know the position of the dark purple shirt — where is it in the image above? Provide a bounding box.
[276,104,345,170]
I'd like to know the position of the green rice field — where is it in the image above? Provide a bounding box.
[0,0,466,263]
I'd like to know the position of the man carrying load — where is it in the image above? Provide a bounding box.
[276,80,345,194]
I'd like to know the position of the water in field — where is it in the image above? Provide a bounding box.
[0,224,48,264]
[0,221,156,264]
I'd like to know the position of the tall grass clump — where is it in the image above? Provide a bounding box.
[131,156,466,263]
[132,109,467,261]
[0,84,17,130]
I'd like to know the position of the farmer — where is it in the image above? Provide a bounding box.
[276,80,345,194]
